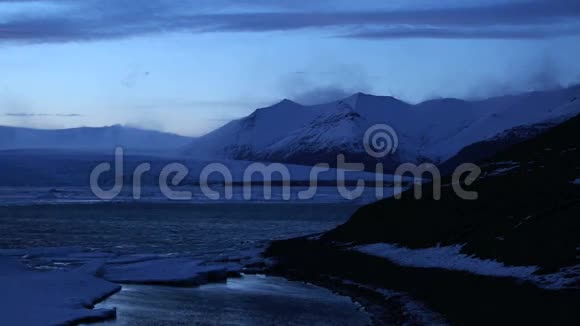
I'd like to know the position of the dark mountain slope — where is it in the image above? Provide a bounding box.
[325,113,580,270]
[438,121,554,175]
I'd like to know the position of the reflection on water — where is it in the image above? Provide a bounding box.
[94,275,371,326]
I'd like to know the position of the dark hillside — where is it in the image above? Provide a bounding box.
[323,114,580,270]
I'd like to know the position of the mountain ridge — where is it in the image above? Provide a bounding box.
[185,85,580,169]
[0,124,193,153]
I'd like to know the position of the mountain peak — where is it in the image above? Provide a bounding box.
[346,92,374,100]
[252,98,302,116]
[277,98,300,106]
[341,92,408,111]
[346,92,403,102]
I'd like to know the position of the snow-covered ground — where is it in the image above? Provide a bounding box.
[0,254,120,326]
[354,243,579,289]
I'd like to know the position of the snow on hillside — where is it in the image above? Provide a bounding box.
[424,86,580,160]
[354,243,579,289]
[188,99,327,159]
[0,125,192,153]
[185,85,580,166]
[261,107,366,159]
[355,243,539,278]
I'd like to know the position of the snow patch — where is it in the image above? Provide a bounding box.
[354,243,538,278]
[534,264,580,289]
[487,165,520,176]
[483,161,521,177]
[354,243,579,289]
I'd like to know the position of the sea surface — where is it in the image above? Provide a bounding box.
[0,202,358,257]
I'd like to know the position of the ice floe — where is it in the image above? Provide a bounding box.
[0,256,120,326]
[102,257,232,286]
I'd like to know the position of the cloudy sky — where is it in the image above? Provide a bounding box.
[1,0,580,136]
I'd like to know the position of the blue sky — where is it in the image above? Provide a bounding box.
[1,0,580,136]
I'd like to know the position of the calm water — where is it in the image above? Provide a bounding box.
[94,275,371,326]
[0,203,358,258]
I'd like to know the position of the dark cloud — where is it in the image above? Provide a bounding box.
[122,68,150,88]
[282,67,371,105]
[456,54,569,100]
[345,25,580,40]
[3,113,82,117]
[1,0,580,44]
[128,98,269,110]
[523,56,564,90]
[292,86,360,105]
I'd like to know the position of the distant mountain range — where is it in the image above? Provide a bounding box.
[2,85,580,167]
[185,85,580,170]
[0,125,192,153]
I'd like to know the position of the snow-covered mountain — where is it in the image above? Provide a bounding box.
[0,125,192,153]
[185,85,580,168]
